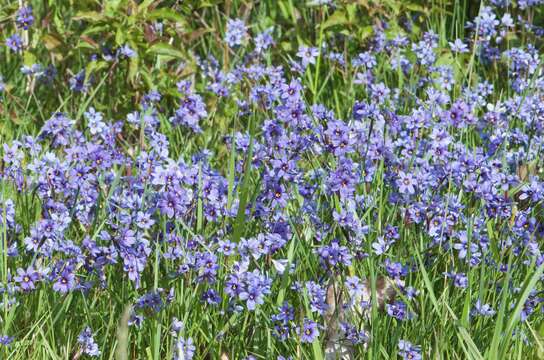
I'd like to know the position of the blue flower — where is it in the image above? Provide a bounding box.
[173,337,195,360]
[299,319,319,343]
[6,34,23,52]
[472,299,496,317]
[296,46,319,67]
[16,6,34,29]
[449,39,469,53]
[78,327,100,357]
[398,340,422,360]
[225,18,247,47]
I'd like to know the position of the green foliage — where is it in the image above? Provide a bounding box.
[0,0,543,359]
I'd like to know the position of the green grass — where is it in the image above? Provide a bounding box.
[1,0,544,359]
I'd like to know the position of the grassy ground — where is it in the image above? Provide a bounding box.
[1,0,544,359]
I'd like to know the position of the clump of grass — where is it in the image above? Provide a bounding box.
[1,1,544,359]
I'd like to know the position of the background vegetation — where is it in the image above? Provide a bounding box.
[0,0,543,359]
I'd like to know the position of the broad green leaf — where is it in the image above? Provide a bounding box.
[82,24,111,36]
[105,0,124,17]
[147,43,185,59]
[85,60,109,78]
[74,11,106,22]
[346,4,357,22]
[405,3,428,14]
[42,34,62,50]
[115,26,127,46]
[128,51,139,85]
[23,51,37,67]
[139,68,154,88]
[147,8,187,25]
[321,9,348,31]
[357,25,374,41]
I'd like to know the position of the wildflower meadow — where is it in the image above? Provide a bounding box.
[1,0,544,359]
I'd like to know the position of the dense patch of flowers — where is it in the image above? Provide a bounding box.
[1,1,544,358]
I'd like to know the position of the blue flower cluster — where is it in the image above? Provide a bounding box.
[1,1,544,358]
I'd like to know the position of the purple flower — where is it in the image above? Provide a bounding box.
[451,272,468,288]
[254,27,274,53]
[518,180,542,202]
[267,182,289,207]
[296,46,319,67]
[6,34,23,52]
[449,39,469,53]
[345,276,364,298]
[239,285,264,310]
[53,270,75,293]
[452,232,481,262]
[272,302,294,324]
[0,335,14,346]
[384,258,408,279]
[299,318,319,343]
[171,318,184,335]
[117,44,136,59]
[238,271,271,310]
[78,327,100,357]
[225,18,247,47]
[280,79,303,102]
[404,287,420,300]
[352,51,376,68]
[14,267,39,291]
[197,252,219,282]
[217,239,237,256]
[170,93,207,133]
[224,275,244,298]
[472,299,495,317]
[202,289,221,305]
[306,281,328,315]
[69,70,90,93]
[174,337,195,360]
[315,241,352,268]
[135,211,155,229]
[333,209,358,230]
[0,10,542,354]
[386,301,413,321]
[159,192,182,218]
[135,291,164,312]
[274,324,291,341]
[501,13,514,28]
[471,7,499,38]
[397,171,417,195]
[398,340,422,360]
[16,6,34,29]
[372,237,390,255]
[84,107,106,136]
